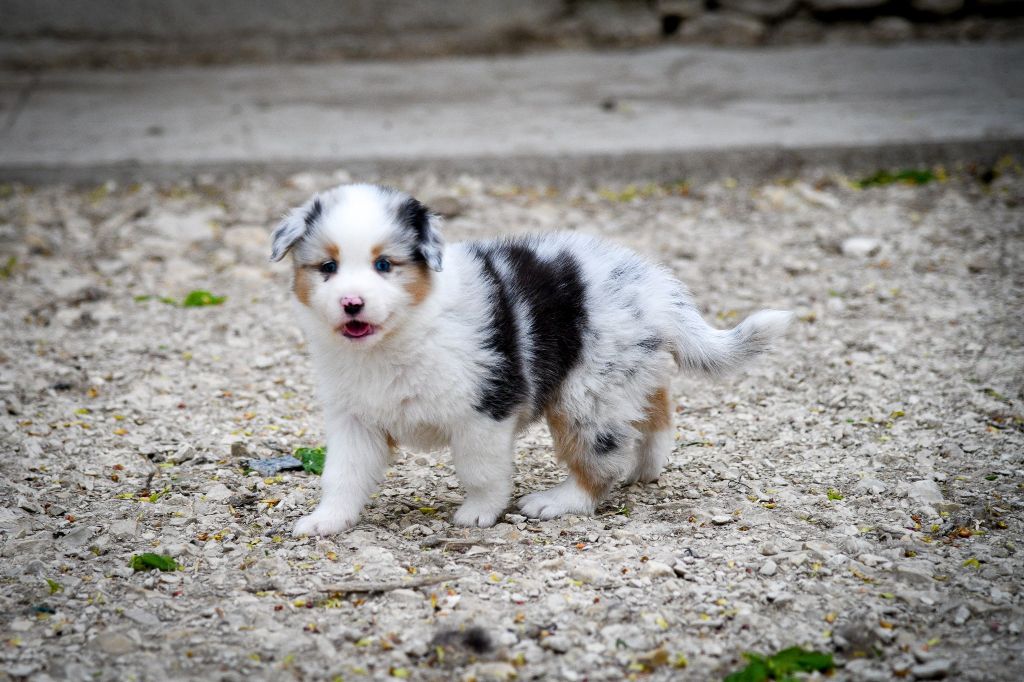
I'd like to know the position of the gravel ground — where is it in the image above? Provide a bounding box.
[1,163,1022,682]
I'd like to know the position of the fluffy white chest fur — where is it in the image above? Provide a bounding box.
[270,183,791,536]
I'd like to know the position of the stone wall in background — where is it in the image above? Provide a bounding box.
[0,0,1022,68]
[654,0,1024,46]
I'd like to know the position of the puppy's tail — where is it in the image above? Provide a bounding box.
[668,306,793,377]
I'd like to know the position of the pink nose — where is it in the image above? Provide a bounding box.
[341,296,364,316]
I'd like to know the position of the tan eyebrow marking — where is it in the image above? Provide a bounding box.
[371,242,409,267]
[302,243,340,270]
[294,242,340,303]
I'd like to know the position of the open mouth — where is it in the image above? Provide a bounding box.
[341,320,375,339]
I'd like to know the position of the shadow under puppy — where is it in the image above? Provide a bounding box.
[270,184,792,536]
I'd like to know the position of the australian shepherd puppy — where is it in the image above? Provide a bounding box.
[270,184,791,536]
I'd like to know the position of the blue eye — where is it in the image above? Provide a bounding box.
[319,261,337,275]
[374,257,392,273]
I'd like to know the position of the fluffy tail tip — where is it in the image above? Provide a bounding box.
[671,306,794,376]
[741,309,794,343]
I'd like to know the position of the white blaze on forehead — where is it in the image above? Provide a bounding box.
[320,185,397,262]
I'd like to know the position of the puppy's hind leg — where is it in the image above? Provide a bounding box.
[626,385,674,484]
[451,417,517,528]
[518,408,629,520]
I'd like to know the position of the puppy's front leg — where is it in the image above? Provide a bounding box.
[293,414,388,537]
[451,418,516,528]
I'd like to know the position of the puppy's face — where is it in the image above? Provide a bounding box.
[270,184,443,346]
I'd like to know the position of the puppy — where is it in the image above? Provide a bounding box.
[270,184,791,536]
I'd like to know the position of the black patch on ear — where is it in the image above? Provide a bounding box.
[399,197,428,246]
[471,248,528,422]
[500,243,588,416]
[396,196,443,270]
[270,197,324,262]
[304,198,323,230]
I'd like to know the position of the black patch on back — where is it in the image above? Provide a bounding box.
[471,248,527,421]
[594,432,619,455]
[500,242,588,415]
[303,198,323,230]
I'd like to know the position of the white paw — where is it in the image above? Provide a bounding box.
[293,508,357,537]
[453,499,505,528]
[518,481,595,520]
[626,455,667,485]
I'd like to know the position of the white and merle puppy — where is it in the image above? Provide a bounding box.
[270,184,791,536]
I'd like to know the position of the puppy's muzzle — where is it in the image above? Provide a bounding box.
[341,295,364,316]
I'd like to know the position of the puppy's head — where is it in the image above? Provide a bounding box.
[270,184,443,346]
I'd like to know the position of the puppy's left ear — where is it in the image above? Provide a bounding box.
[270,197,323,262]
[417,212,445,272]
[403,197,444,272]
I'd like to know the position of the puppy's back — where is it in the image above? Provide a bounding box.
[458,232,790,424]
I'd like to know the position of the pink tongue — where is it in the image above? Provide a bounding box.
[345,321,372,337]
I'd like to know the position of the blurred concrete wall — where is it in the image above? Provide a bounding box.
[1,0,1021,69]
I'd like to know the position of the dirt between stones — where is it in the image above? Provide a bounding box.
[0,166,1022,680]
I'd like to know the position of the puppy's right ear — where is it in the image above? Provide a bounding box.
[270,197,323,262]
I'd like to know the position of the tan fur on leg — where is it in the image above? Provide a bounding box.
[545,407,606,501]
[634,386,671,434]
[628,385,674,484]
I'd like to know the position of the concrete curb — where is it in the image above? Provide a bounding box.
[2,43,1022,185]
[3,140,1021,187]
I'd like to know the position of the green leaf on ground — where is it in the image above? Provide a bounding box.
[296,446,326,475]
[45,578,63,594]
[129,553,181,572]
[855,168,937,188]
[147,486,170,503]
[0,255,17,279]
[826,488,844,501]
[181,290,226,307]
[87,184,110,203]
[134,294,182,305]
[983,388,1008,403]
[726,655,770,682]
[725,646,834,682]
